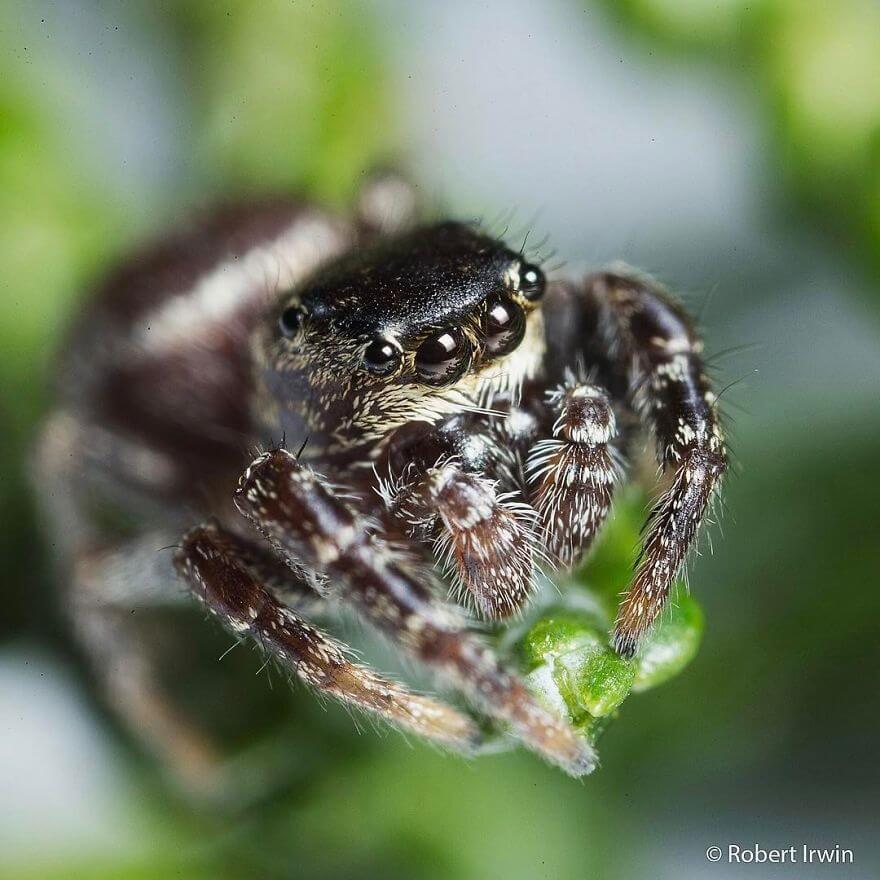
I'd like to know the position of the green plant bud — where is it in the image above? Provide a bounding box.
[520,610,636,721]
[574,711,616,746]
[633,594,704,692]
[525,664,583,723]
[554,646,636,718]
[518,609,606,672]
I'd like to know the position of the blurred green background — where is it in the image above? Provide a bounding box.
[2,1,879,878]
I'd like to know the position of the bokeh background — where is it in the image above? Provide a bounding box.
[2,1,879,878]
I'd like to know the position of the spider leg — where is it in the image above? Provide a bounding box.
[379,418,537,619]
[395,464,536,618]
[571,269,728,657]
[67,539,231,791]
[34,413,227,791]
[213,524,329,616]
[34,414,329,794]
[524,374,621,568]
[234,448,597,776]
[356,169,422,237]
[174,522,480,751]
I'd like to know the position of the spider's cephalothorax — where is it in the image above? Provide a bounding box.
[36,174,727,785]
[253,221,546,459]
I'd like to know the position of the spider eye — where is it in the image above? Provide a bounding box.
[363,338,401,375]
[519,263,546,301]
[484,295,525,357]
[278,305,305,338]
[415,327,469,385]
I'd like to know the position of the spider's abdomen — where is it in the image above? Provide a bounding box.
[57,199,351,500]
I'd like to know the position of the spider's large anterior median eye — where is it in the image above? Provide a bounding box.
[278,305,305,338]
[415,327,469,384]
[484,295,525,357]
[519,263,546,301]
[363,338,402,375]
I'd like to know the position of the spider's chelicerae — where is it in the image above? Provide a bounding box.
[37,174,726,780]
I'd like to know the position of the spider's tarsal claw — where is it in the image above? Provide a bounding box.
[613,445,725,649]
[611,629,638,660]
[421,632,598,776]
[504,679,599,777]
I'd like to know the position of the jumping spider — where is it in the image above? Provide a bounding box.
[37,173,726,781]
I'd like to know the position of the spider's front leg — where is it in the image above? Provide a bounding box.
[549,271,727,657]
[174,521,480,751]
[234,448,597,776]
[378,417,537,619]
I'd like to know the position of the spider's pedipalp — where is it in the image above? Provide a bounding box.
[380,416,538,619]
[234,448,597,776]
[175,521,481,750]
[526,376,620,569]
[401,463,537,619]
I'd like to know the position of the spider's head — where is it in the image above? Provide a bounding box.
[255,222,547,451]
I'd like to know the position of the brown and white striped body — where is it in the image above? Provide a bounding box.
[36,173,726,785]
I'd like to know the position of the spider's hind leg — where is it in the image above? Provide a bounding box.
[35,413,332,797]
[34,413,230,794]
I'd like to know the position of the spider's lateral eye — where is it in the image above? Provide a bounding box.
[279,305,305,338]
[519,263,546,301]
[484,295,525,357]
[363,338,401,375]
[415,326,469,385]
